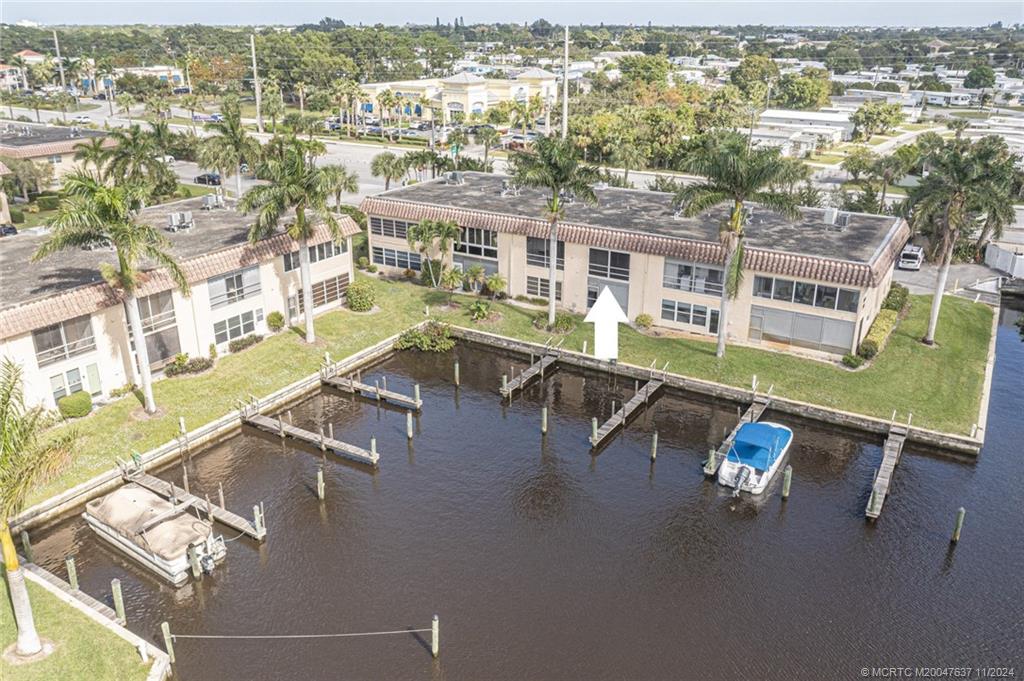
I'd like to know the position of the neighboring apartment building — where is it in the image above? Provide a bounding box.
[758,109,857,141]
[0,63,24,91]
[0,123,114,178]
[361,173,908,360]
[0,196,359,409]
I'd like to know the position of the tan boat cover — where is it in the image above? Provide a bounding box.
[85,483,212,561]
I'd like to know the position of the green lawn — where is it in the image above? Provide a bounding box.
[29,276,991,506]
[866,136,893,146]
[898,123,940,132]
[806,154,846,165]
[175,183,217,199]
[0,577,150,681]
[17,208,58,230]
[949,111,990,119]
[841,182,909,196]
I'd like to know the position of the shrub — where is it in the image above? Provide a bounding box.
[858,309,899,359]
[533,311,576,334]
[420,259,443,286]
[357,256,369,270]
[266,310,285,332]
[9,207,24,224]
[347,279,376,311]
[881,283,910,313]
[208,342,218,360]
[634,313,654,330]
[228,334,263,353]
[36,195,60,211]
[165,355,214,376]
[842,353,865,369]
[366,263,378,273]
[109,383,137,399]
[403,268,416,280]
[57,391,92,419]
[394,321,456,352]
[468,300,491,321]
[484,273,507,298]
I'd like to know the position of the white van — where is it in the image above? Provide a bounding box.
[898,245,924,271]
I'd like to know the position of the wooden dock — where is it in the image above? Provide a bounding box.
[501,354,558,398]
[865,422,908,519]
[127,470,267,541]
[703,393,772,476]
[589,380,664,448]
[21,560,118,620]
[322,374,422,411]
[243,412,380,467]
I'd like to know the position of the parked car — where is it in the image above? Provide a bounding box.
[94,92,107,101]
[159,155,175,164]
[0,224,18,237]
[898,245,924,271]
[194,173,221,186]
[172,87,191,95]
[71,115,91,124]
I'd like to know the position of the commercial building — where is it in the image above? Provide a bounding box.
[362,172,908,360]
[0,123,114,178]
[0,196,359,409]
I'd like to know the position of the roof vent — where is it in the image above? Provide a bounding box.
[500,179,520,196]
[445,171,465,186]
[559,189,575,204]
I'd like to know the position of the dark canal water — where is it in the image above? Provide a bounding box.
[29,301,1024,680]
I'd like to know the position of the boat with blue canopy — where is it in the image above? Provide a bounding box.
[717,421,794,495]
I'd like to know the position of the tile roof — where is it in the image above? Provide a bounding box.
[0,199,360,339]
[360,173,908,289]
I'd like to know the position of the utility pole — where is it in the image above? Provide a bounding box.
[53,30,67,90]
[185,54,193,94]
[250,34,264,133]
[561,26,569,140]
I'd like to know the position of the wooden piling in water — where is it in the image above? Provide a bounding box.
[253,505,265,536]
[318,426,326,452]
[541,406,548,434]
[454,361,460,386]
[66,556,78,591]
[161,622,175,664]
[20,531,33,564]
[218,482,225,511]
[316,468,325,500]
[406,411,414,439]
[591,417,598,444]
[112,578,126,625]
[382,376,388,392]
[782,465,793,500]
[414,384,421,404]
[952,507,966,543]
[187,545,201,579]
[650,431,658,461]
[502,374,508,393]
[328,423,335,440]
[370,437,377,459]
[431,614,439,658]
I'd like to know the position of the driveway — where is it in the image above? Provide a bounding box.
[893,262,1001,295]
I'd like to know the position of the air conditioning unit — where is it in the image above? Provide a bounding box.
[445,171,465,185]
[823,207,839,225]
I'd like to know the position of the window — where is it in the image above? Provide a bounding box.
[33,316,97,367]
[794,282,816,306]
[754,276,774,299]
[209,266,260,309]
[526,276,562,301]
[214,309,262,344]
[47,154,62,164]
[368,217,411,239]
[372,246,421,271]
[663,259,724,296]
[749,305,855,355]
[127,291,181,370]
[455,227,498,259]
[754,275,860,313]
[772,279,794,303]
[291,274,350,315]
[837,289,860,313]
[661,300,711,329]
[526,237,564,270]
[137,290,176,332]
[283,240,347,272]
[588,249,630,281]
[49,365,96,403]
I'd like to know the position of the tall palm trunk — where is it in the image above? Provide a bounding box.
[2,523,43,656]
[716,243,735,359]
[235,163,243,199]
[924,239,953,345]
[547,208,559,327]
[298,235,315,343]
[126,295,156,413]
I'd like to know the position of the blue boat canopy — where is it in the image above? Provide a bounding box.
[727,422,791,471]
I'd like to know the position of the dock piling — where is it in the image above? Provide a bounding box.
[591,417,598,444]
[161,622,175,664]
[65,556,78,591]
[278,416,284,437]
[952,507,966,544]
[218,482,225,511]
[316,467,325,500]
[582,340,588,355]
[414,384,421,404]
[406,411,414,439]
[181,465,190,496]
[319,426,326,451]
[20,531,33,564]
[253,505,265,537]
[541,406,548,435]
[370,437,377,459]
[375,381,382,401]
[328,423,335,440]
[454,361,460,386]
[650,431,658,461]
[431,614,439,658]
[187,545,201,579]
[382,375,388,392]
[112,578,126,625]
[502,374,508,393]
[782,465,793,500]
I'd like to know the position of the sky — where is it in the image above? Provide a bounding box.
[1,1,1022,28]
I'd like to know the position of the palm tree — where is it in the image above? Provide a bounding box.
[473,126,501,169]
[376,89,398,142]
[447,129,469,170]
[512,136,600,328]
[239,149,340,343]
[611,144,648,186]
[203,97,261,199]
[945,118,970,140]
[440,266,464,305]
[370,151,407,190]
[908,137,1017,344]
[116,93,135,123]
[149,119,175,157]
[321,163,359,209]
[25,94,43,123]
[406,218,460,288]
[95,60,115,116]
[465,263,486,293]
[262,80,285,134]
[294,81,307,113]
[144,94,168,122]
[102,125,166,190]
[871,154,909,209]
[33,171,190,413]
[674,132,800,358]
[74,137,108,173]
[1,359,76,658]
[181,93,203,134]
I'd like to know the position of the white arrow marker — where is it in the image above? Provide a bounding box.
[584,286,629,361]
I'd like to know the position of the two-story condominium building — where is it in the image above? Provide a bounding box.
[0,196,359,410]
[361,173,908,360]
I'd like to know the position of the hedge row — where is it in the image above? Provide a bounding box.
[858,309,899,359]
[881,283,910,313]
[228,334,263,353]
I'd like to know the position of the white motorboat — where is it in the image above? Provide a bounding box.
[717,421,794,496]
[83,483,226,586]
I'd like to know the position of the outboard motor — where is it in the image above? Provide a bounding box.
[200,552,216,575]
[732,466,751,497]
